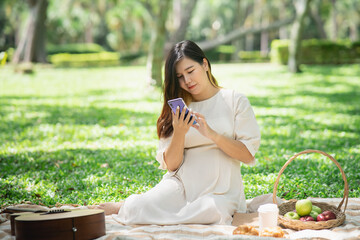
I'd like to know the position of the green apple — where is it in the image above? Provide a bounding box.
[284,211,300,220]
[312,205,322,214]
[296,199,312,216]
[309,210,319,220]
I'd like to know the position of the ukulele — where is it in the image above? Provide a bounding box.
[10,208,105,240]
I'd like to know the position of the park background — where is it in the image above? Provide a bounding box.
[0,0,359,208]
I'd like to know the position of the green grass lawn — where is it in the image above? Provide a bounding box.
[1,63,359,208]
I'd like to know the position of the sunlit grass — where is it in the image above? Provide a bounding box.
[0,63,359,207]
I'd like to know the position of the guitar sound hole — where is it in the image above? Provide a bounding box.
[41,209,68,215]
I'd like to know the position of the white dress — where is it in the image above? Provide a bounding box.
[113,89,261,225]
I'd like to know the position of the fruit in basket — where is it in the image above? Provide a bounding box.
[323,210,336,220]
[299,216,315,222]
[317,210,336,221]
[295,199,312,216]
[309,210,319,220]
[312,205,322,214]
[284,211,300,220]
[317,213,326,221]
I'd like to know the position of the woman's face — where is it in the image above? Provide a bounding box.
[175,57,210,98]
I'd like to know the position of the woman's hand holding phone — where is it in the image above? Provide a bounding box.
[167,98,197,125]
[172,106,196,135]
[167,98,219,143]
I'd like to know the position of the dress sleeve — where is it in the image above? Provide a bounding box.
[233,93,261,164]
[155,136,172,170]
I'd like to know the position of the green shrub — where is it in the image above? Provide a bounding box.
[205,45,234,62]
[119,51,145,63]
[270,40,290,65]
[238,51,270,62]
[49,52,120,67]
[217,45,235,54]
[271,39,360,65]
[205,45,270,62]
[47,43,105,55]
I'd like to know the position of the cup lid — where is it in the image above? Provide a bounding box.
[258,203,279,212]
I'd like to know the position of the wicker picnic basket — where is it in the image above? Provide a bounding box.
[272,149,349,230]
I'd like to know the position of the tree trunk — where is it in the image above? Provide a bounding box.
[94,0,110,50]
[310,0,327,39]
[288,0,312,73]
[246,0,262,53]
[168,0,198,46]
[85,21,94,43]
[349,22,359,41]
[172,0,181,30]
[245,35,254,51]
[260,17,269,56]
[330,0,338,40]
[279,2,289,39]
[12,0,48,64]
[232,0,249,61]
[0,1,6,51]
[147,0,171,87]
[197,17,295,51]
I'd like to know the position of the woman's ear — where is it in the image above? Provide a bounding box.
[202,58,209,71]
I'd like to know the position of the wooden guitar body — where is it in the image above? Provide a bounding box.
[13,209,105,240]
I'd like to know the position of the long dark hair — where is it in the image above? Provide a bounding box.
[156,40,219,138]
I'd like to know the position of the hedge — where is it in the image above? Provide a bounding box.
[238,51,270,62]
[205,45,234,62]
[47,43,105,55]
[49,52,120,67]
[271,39,360,65]
[205,45,269,62]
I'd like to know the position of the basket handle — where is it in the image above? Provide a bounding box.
[272,149,349,212]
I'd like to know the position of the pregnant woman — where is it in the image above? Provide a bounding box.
[98,40,261,225]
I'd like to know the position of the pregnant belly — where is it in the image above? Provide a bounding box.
[177,146,231,201]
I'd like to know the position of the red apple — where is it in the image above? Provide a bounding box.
[322,210,336,220]
[300,216,314,222]
[317,214,326,221]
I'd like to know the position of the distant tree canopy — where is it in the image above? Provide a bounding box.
[1,0,359,79]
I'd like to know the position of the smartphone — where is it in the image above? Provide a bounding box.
[167,98,197,124]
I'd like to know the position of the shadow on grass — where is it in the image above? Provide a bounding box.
[302,64,360,77]
[0,147,163,206]
[0,97,159,142]
[250,87,360,116]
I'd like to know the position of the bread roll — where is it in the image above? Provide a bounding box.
[259,226,285,238]
[233,225,259,236]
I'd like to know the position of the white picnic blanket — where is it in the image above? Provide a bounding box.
[1,195,360,239]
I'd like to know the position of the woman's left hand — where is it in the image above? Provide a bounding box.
[192,112,218,141]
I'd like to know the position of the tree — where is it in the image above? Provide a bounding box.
[12,0,48,64]
[168,0,199,45]
[146,0,171,87]
[0,1,6,51]
[288,0,312,73]
[309,0,327,39]
[231,0,253,61]
[330,0,338,40]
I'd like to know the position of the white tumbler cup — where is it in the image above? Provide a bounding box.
[258,203,279,231]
